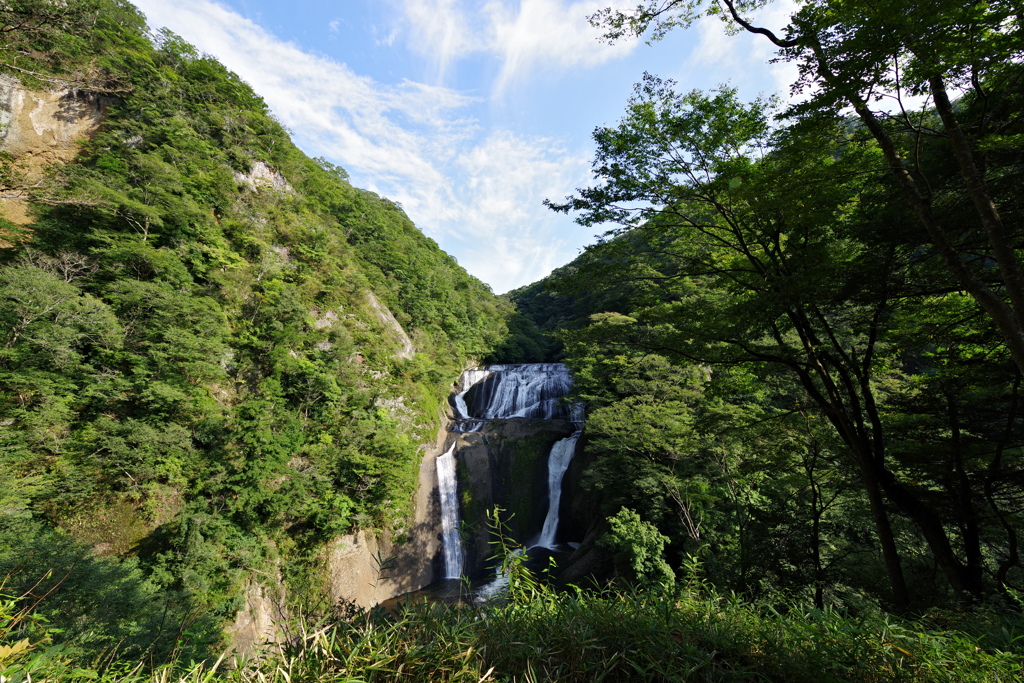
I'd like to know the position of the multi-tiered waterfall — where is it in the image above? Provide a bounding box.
[436,363,583,584]
[452,363,576,432]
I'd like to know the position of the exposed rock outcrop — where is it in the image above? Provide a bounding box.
[365,291,416,360]
[0,74,109,226]
[227,577,288,657]
[233,160,292,193]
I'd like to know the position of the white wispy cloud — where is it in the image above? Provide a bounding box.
[394,0,479,83]
[391,0,637,95]
[683,0,799,98]
[371,25,399,47]
[484,0,637,95]
[132,0,588,292]
[451,130,591,288]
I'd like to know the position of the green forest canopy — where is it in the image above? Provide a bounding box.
[525,0,1024,610]
[3,0,1024,678]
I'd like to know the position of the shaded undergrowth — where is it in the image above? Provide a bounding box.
[4,577,1023,682]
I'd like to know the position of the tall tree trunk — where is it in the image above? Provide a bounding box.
[948,393,985,596]
[987,377,1022,588]
[927,74,1024,335]
[875,465,981,599]
[718,0,1005,603]
[844,82,1024,377]
[859,462,910,608]
[789,355,911,607]
[802,434,827,609]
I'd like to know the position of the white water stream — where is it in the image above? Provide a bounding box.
[436,444,463,579]
[536,430,582,549]
[458,363,574,420]
[453,368,492,420]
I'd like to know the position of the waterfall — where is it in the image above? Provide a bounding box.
[460,363,574,420]
[476,363,573,419]
[536,430,582,549]
[453,368,492,419]
[440,362,584,592]
[436,445,463,579]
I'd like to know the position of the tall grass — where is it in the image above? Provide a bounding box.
[474,587,1023,682]
[4,575,1022,682]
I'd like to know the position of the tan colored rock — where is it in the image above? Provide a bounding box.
[365,290,416,360]
[0,74,108,227]
[226,578,288,657]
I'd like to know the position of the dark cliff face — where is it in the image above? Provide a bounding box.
[562,430,597,546]
[558,432,614,586]
[453,418,576,579]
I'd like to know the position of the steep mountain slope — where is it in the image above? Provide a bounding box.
[0,0,509,662]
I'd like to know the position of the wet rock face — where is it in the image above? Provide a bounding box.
[454,418,576,578]
[558,523,614,588]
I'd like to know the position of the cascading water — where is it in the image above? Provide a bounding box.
[436,444,463,579]
[453,368,492,420]
[460,363,574,420]
[536,429,582,549]
[440,363,584,595]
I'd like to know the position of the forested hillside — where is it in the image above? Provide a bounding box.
[0,0,508,663]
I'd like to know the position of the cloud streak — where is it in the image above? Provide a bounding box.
[392,0,638,95]
[132,0,591,292]
[485,0,637,96]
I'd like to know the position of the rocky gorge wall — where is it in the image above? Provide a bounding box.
[454,418,577,578]
[326,423,445,607]
[228,420,448,651]
[556,433,613,586]
[0,71,455,653]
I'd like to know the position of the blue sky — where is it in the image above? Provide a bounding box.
[131,0,796,293]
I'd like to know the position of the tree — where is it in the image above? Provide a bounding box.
[547,76,1023,603]
[0,264,121,371]
[600,507,677,589]
[0,0,98,37]
[590,0,1024,380]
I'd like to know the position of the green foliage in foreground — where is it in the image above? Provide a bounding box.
[3,576,1023,683]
